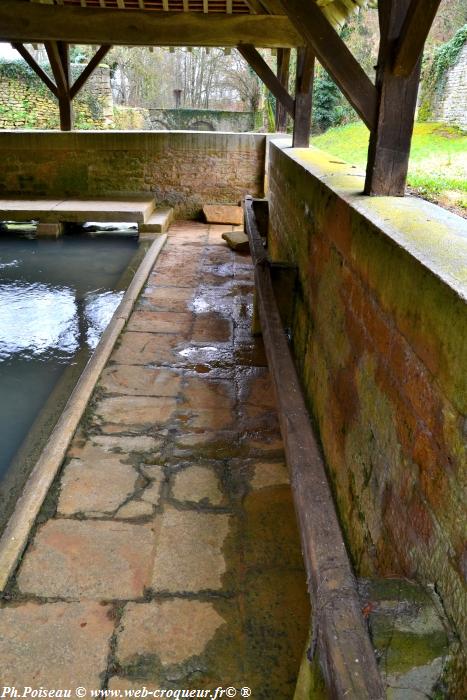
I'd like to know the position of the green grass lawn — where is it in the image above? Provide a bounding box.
[312,121,467,211]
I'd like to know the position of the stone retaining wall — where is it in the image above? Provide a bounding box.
[0,131,266,218]
[267,142,467,695]
[430,41,467,129]
[0,65,113,130]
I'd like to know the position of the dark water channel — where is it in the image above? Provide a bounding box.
[0,227,143,530]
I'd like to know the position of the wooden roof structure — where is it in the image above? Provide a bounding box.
[28,0,366,31]
[0,0,444,195]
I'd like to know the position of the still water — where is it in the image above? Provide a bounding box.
[0,230,141,528]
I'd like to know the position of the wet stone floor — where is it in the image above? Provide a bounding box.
[0,223,309,698]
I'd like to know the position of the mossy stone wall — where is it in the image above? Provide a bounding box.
[267,142,467,696]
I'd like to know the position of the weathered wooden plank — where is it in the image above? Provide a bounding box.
[238,44,295,117]
[0,2,303,48]
[293,46,314,147]
[280,0,377,130]
[70,44,112,99]
[11,43,58,97]
[275,48,291,131]
[243,196,385,700]
[365,0,422,195]
[393,0,442,77]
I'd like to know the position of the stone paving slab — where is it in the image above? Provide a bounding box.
[0,602,114,689]
[99,365,182,397]
[18,519,155,599]
[58,450,138,516]
[116,600,225,667]
[152,507,230,593]
[2,222,308,697]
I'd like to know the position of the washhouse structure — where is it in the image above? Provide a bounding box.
[0,1,465,699]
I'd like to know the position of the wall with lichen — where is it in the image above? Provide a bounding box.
[267,142,467,696]
[0,131,266,218]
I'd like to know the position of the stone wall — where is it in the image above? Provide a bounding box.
[0,131,266,218]
[430,41,467,129]
[147,108,260,133]
[267,142,467,695]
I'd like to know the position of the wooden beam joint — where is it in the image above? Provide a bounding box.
[237,44,295,118]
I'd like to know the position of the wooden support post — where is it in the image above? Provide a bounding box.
[293,46,314,147]
[364,0,423,196]
[45,41,72,131]
[275,48,290,132]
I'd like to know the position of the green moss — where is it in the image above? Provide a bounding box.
[311,121,467,204]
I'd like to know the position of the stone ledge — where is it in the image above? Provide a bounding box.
[272,141,467,300]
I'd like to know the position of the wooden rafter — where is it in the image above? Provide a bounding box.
[70,44,112,99]
[11,43,58,97]
[237,44,295,117]
[275,48,290,131]
[393,0,442,76]
[280,0,377,130]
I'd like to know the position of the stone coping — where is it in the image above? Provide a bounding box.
[272,140,467,301]
[0,130,267,151]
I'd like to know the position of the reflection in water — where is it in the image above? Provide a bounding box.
[0,233,138,486]
[85,290,124,349]
[0,283,79,361]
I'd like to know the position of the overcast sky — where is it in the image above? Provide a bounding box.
[0,43,19,60]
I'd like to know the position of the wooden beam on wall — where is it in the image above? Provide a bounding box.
[392,0,442,76]
[11,43,58,97]
[70,44,112,99]
[275,48,290,131]
[237,44,295,117]
[293,46,314,147]
[365,0,422,195]
[0,1,303,48]
[280,0,377,130]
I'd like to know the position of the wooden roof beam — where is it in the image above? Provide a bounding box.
[392,0,442,77]
[70,44,112,99]
[11,42,58,97]
[279,0,377,130]
[0,1,302,48]
[237,44,295,117]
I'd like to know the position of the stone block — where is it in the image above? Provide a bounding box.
[221,230,250,252]
[203,204,244,225]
